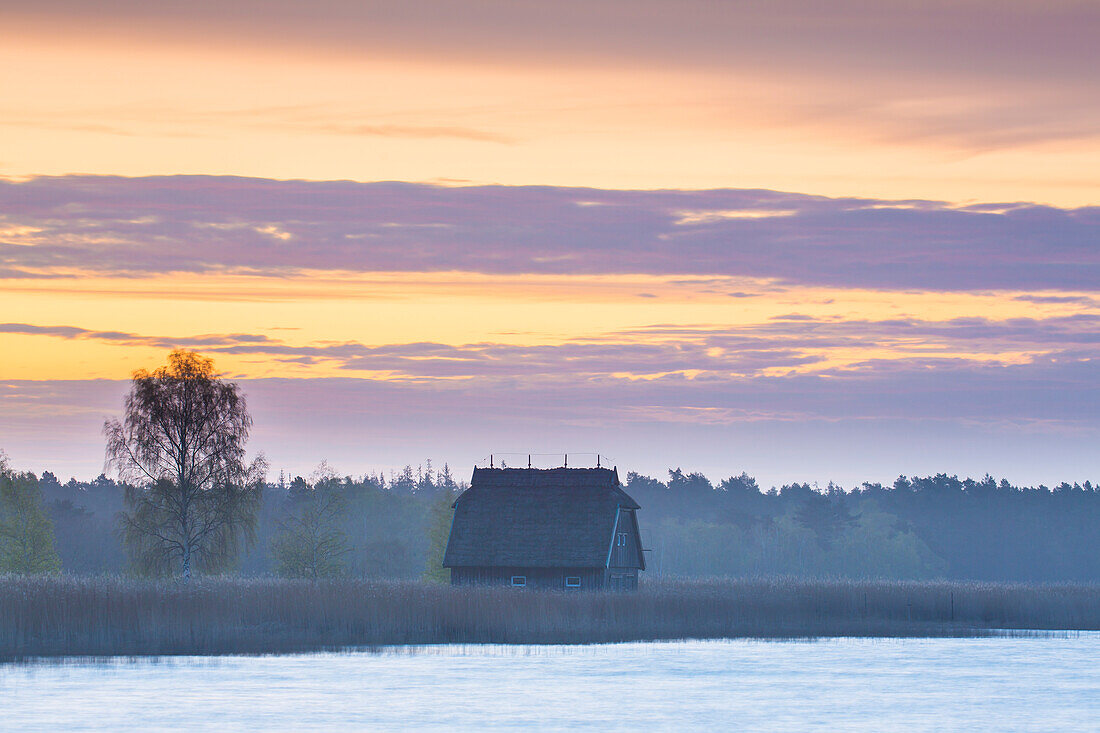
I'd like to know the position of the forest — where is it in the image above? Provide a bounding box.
[4,453,1099,583]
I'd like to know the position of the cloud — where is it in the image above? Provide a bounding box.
[9,311,1098,383]
[2,176,1098,291]
[3,348,1097,486]
[4,306,1098,483]
[616,315,1100,354]
[0,323,275,349]
[5,357,1094,431]
[1015,294,1100,308]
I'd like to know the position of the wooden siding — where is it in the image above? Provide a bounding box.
[608,509,643,569]
[452,566,605,590]
[605,569,639,591]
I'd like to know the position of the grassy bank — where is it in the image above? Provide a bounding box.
[3,576,1100,660]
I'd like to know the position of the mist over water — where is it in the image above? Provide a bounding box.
[5,637,1099,731]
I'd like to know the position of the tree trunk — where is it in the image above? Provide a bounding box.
[182,545,192,581]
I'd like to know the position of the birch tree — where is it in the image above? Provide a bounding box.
[105,350,265,579]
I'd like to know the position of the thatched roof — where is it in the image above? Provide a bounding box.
[443,467,640,568]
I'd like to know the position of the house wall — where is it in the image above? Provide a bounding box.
[451,566,605,590]
[605,568,639,591]
[608,509,643,569]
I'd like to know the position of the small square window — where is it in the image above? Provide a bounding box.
[510,575,527,587]
[565,576,581,587]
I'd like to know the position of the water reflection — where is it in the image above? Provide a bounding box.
[4,637,1100,731]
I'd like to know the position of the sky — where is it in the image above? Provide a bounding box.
[1,1,1098,487]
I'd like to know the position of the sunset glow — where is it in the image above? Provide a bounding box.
[2,1,1097,485]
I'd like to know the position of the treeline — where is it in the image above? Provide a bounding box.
[625,470,1100,582]
[23,461,464,579]
[4,455,1100,582]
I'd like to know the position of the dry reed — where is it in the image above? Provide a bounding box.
[3,575,1099,660]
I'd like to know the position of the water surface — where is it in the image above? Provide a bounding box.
[4,636,1099,731]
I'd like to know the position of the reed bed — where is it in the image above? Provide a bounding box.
[3,575,1099,660]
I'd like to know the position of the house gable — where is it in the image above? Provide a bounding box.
[607,507,645,571]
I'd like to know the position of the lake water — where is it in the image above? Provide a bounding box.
[3,636,1100,731]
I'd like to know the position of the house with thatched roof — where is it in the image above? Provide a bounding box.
[442,466,645,590]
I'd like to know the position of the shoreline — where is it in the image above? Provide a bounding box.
[6,630,1096,666]
[5,576,1100,661]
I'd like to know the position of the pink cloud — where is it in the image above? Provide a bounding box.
[2,176,1097,290]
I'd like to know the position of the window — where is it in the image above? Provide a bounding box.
[617,533,627,547]
[565,576,581,588]
[510,575,527,587]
